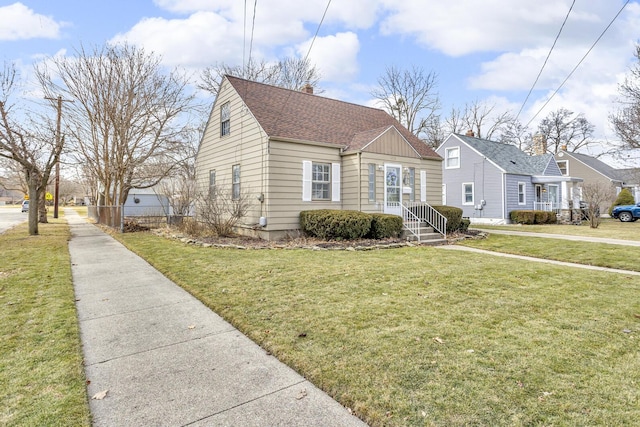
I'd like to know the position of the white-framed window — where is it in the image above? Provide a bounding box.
[462,182,474,205]
[209,170,216,199]
[557,160,568,175]
[312,162,331,200]
[302,161,340,202]
[445,146,460,169]
[220,102,230,137]
[518,182,526,205]
[368,163,376,201]
[232,164,240,200]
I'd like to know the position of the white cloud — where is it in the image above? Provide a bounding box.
[0,2,66,41]
[297,32,360,83]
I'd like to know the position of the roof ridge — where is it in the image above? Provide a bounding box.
[225,74,387,113]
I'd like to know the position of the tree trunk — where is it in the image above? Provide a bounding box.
[27,181,38,235]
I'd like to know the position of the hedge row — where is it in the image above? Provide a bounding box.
[300,210,403,240]
[509,210,557,224]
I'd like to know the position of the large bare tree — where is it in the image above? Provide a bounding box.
[371,66,440,143]
[611,45,640,149]
[36,43,197,211]
[445,100,514,141]
[0,62,64,235]
[536,108,595,153]
[199,57,321,96]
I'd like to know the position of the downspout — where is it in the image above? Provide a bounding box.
[358,152,362,212]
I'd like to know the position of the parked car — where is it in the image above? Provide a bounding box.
[611,203,640,222]
[21,200,29,212]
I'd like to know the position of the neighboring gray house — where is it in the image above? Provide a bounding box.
[437,133,583,224]
[555,150,640,209]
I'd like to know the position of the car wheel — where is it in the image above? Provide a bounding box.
[619,211,633,222]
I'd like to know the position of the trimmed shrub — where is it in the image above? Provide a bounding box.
[300,209,371,240]
[431,205,463,232]
[609,188,636,215]
[459,218,471,232]
[367,213,403,239]
[510,210,556,224]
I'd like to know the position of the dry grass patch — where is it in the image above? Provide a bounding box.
[117,232,640,427]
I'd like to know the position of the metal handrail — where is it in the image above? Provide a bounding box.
[400,203,422,242]
[404,201,447,239]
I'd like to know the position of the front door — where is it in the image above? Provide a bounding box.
[384,164,402,216]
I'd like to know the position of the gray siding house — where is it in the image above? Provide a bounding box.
[437,133,582,224]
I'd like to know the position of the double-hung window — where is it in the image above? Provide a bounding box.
[312,163,331,200]
[220,102,230,137]
[232,164,240,200]
[408,167,415,202]
[518,182,526,205]
[462,182,474,205]
[368,164,376,201]
[557,160,568,175]
[302,161,340,202]
[445,147,460,169]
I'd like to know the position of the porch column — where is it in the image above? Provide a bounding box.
[560,181,569,210]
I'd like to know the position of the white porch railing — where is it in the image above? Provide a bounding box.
[403,202,447,240]
[534,202,560,214]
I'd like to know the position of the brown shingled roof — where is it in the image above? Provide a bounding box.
[225,75,440,159]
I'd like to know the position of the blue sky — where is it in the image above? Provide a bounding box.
[1,0,639,162]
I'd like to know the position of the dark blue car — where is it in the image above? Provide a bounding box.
[611,203,640,222]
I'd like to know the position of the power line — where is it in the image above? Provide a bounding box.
[302,0,332,64]
[246,0,258,76]
[515,0,575,122]
[525,0,631,129]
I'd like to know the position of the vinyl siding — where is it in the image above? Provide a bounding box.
[266,140,342,230]
[505,174,534,214]
[363,128,422,158]
[195,79,265,225]
[437,135,505,220]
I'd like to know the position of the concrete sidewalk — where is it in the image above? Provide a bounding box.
[470,227,640,247]
[66,209,367,427]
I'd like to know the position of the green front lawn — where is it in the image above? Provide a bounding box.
[0,221,91,426]
[117,232,640,427]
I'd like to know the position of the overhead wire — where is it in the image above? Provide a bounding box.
[515,0,575,122]
[525,0,631,129]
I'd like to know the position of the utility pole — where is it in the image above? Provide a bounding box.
[45,95,73,218]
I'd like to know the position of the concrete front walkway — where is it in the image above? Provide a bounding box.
[446,227,640,276]
[470,227,640,247]
[66,209,367,427]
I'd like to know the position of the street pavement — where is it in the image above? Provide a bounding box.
[0,205,27,234]
[66,209,367,427]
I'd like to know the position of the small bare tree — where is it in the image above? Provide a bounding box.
[581,182,616,228]
[196,185,252,237]
[37,43,197,216]
[445,100,514,141]
[371,66,440,142]
[199,57,321,96]
[611,45,640,149]
[0,62,65,235]
[537,108,595,153]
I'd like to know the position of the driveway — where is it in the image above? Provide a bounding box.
[0,206,27,234]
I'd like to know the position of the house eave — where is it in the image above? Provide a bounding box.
[269,136,347,151]
[531,175,583,184]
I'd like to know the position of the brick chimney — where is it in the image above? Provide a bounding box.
[465,129,475,137]
[533,133,547,155]
[301,83,314,94]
